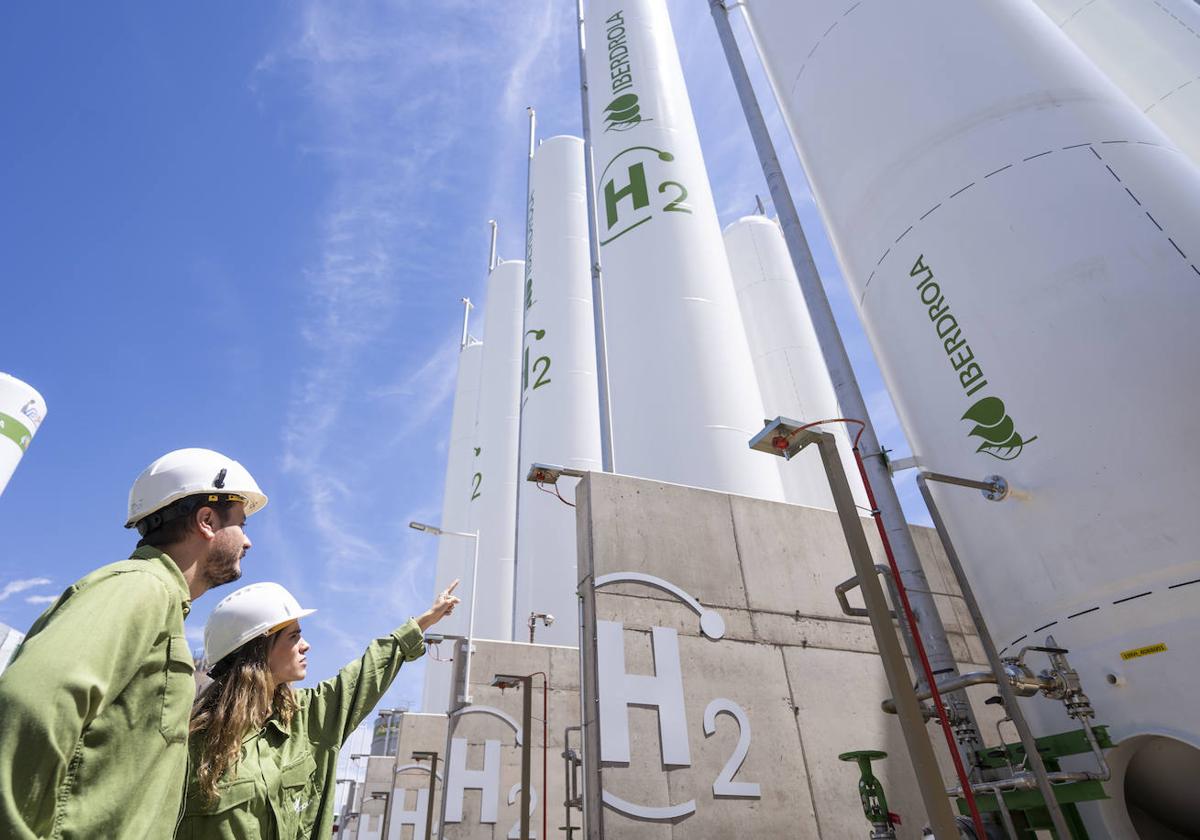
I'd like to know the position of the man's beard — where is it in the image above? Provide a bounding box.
[202,539,243,589]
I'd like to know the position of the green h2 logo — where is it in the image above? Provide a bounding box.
[603,94,646,132]
[600,146,691,245]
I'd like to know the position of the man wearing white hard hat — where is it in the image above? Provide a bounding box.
[179,579,459,839]
[0,448,266,840]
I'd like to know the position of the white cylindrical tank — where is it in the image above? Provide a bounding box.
[584,0,783,501]
[0,373,47,497]
[742,1,1200,834]
[723,215,866,510]
[514,136,603,647]
[1032,0,1200,169]
[421,339,483,713]
[467,259,524,642]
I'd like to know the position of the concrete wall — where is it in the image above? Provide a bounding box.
[575,471,1002,839]
[351,712,449,840]
[439,639,582,840]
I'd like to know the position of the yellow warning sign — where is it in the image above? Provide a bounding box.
[1120,643,1167,661]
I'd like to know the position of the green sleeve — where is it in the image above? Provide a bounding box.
[0,572,172,839]
[299,619,425,747]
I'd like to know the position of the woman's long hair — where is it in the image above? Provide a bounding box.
[190,631,299,803]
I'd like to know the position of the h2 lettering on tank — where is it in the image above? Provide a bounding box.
[598,147,692,246]
[910,255,1038,461]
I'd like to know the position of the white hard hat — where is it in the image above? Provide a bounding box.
[204,582,316,667]
[126,447,267,531]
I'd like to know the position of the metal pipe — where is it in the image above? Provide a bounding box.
[813,432,962,838]
[459,297,473,351]
[880,669,1055,715]
[916,473,1072,838]
[576,0,615,473]
[488,219,499,273]
[708,0,971,719]
[834,565,921,683]
[520,676,532,840]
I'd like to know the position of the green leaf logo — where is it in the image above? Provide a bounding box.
[961,397,1037,461]
[604,94,646,132]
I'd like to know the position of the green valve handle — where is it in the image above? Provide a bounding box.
[839,750,894,828]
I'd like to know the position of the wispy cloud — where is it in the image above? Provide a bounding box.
[24,594,57,606]
[0,578,51,603]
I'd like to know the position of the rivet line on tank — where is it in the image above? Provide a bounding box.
[1168,578,1200,589]
[984,163,1013,178]
[1010,634,1027,647]
[1112,591,1152,605]
[1147,75,1198,111]
[1104,164,1121,182]
[919,203,941,220]
[1146,211,1163,231]
[895,225,913,244]
[1023,151,1053,161]
[1125,187,1141,206]
[1034,621,1057,633]
[1067,606,1100,619]
[1168,238,1186,259]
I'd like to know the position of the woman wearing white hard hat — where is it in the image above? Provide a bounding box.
[178,578,459,839]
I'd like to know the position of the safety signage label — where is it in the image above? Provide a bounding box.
[1120,643,1167,661]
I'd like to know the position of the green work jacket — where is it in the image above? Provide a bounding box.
[177,620,425,840]
[0,546,195,839]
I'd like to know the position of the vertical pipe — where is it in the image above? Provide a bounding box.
[423,753,438,840]
[520,677,533,840]
[463,534,480,703]
[707,0,974,721]
[576,0,615,473]
[916,474,1072,839]
[459,297,473,351]
[815,432,961,838]
[488,219,499,273]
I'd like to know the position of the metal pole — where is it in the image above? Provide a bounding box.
[463,532,480,703]
[422,753,438,840]
[511,106,537,641]
[916,473,1073,838]
[815,433,961,838]
[576,0,615,472]
[378,791,392,840]
[459,297,473,351]
[488,219,499,273]
[708,0,976,729]
[520,676,533,840]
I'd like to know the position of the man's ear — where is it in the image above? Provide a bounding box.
[195,506,220,542]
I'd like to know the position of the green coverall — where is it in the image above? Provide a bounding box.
[177,619,425,840]
[0,546,196,839]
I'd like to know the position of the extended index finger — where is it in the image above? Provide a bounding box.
[444,579,460,595]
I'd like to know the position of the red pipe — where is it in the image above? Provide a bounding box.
[784,419,988,837]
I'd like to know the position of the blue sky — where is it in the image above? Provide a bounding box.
[0,1,925,712]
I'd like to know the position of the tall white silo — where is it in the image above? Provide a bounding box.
[0,373,46,497]
[466,258,524,643]
[742,0,1200,834]
[421,338,483,713]
[723,215,865,510]
[584,0,783,501]
[1032,0,1200,168]
[514,136,603,647]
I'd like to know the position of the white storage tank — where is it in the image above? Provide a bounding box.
[513,135,602,646]
[421,338,483,713]
[741,0,1200,834]
[723,215,865,510]
[1032,0,1200,168]
[0,373,46,498]
[466,259,524,643]
[584,0,783,501]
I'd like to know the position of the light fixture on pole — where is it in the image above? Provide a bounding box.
[527,612,555,643]
[411,750,440,840]
[492,674,535,840]
[410,520,480,703]
[368,791,392,840]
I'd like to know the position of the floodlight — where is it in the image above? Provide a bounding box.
[748,416,824,461]
[526,463,586,485]
[409,521,442,534]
